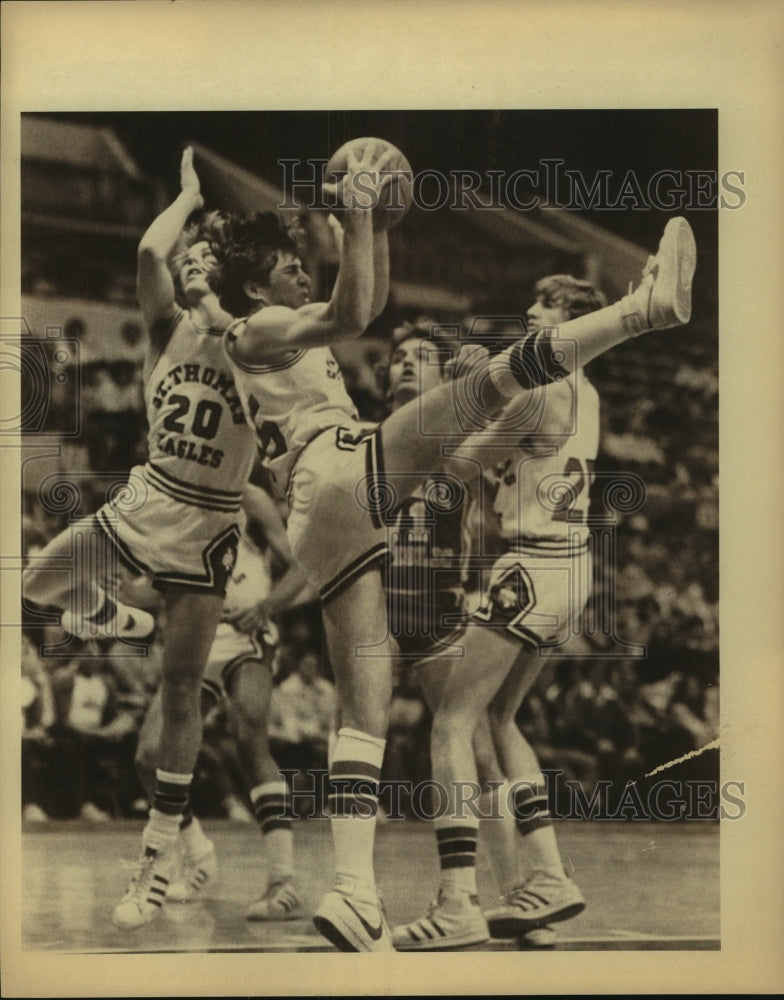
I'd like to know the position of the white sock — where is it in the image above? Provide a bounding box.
[180,815,212,857]
[329,727,386,895]
[479,781,521,899]
[511,775,563,880]
[434,819,480,899]
[144,770,192,853]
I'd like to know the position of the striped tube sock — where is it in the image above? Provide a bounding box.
[490,331,572,397]
[510,777,563,879]
[179,801,193,832]
[328,727,386,894]
[250,781,293,883]
[434,820,480,898]
[144,770,191,852]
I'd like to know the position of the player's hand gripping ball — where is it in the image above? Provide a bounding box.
[324,137,413,231]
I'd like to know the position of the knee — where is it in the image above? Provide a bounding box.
[232,701,267,744]
[430,709,467,756]
[135,735,157,775]
[160,671,203,719]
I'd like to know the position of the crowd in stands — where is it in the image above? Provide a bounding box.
[21,264,719,821]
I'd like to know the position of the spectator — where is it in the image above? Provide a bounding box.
[48,642,139,820]
[269,649,337,815]
[21,635,55,822]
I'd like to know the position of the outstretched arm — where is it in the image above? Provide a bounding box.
[137,146,204,331]
[445,374,577,485]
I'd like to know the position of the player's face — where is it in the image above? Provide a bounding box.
[387,336,444,407]
[526,296,570,333]
[179,241,217,300]
[265,253,312,309]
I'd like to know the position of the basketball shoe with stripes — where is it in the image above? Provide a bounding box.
[246,879,303,921]
[486,873,585,937]
[112,846,175,930]
[166,840,218,902]
[392,891,489,951]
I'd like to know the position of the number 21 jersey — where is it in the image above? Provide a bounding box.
[492,373,600,544]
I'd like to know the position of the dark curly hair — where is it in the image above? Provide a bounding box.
[168,210,230,305]
[534,274,607,319]
[208,212,304,318]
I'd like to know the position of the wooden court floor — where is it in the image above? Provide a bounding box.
[19,816,719,955]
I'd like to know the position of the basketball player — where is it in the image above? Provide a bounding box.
[23,148,259,930]
[210,136,696,951]
[391,276,611,950]
[133,482,313,922]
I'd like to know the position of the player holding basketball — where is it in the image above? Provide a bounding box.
[210,136,696,950]
[23,148,259,930]
[391,276,617,950]
[133,481,313,922]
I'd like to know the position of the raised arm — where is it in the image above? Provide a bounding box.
[370,231,390,322]
[137,147,204,330]
[234,142,396,363]
[326,212,389,323]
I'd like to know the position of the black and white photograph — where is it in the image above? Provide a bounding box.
[1,2,782,997]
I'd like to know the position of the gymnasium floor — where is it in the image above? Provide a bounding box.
[21,816,719,954]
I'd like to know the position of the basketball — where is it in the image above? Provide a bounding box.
[324,137,413,231]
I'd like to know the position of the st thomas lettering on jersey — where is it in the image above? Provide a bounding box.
[150,363,247,425]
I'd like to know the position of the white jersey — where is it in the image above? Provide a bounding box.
[203,533,278,699]
[491,373,600,545]
[225,319,359,497]
[143,308,256,513]
[221,533,271,617]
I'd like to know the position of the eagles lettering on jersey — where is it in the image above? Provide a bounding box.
[143,310,256,510]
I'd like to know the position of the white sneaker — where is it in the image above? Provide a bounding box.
[224,794,253,822]
[486,874,585,937]
[80,802,111,822]
[392,892,489,951]
[22,803,49,823]
[246,879,303,921]
[166,841,217,902]
[112,847,175,930]
[62,601,155,640]
[520,925,557,948]
[312,876,393,952]
[621,216,697,335]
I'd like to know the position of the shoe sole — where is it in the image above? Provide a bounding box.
[246,907,304,922]
[312,912,360,951]
[651,217,697,328]
[487,899,585,938]
[519,926,558,949]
